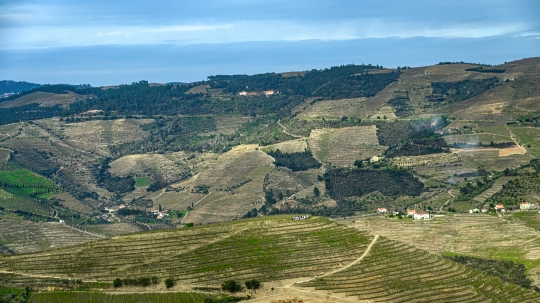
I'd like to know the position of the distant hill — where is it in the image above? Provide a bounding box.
[0,80,41,95]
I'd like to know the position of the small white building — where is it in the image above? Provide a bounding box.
[481,208,487,213]
[377,207,387,213]
[238,91,248,96]
[495,204,505,212]
[407,209,416,216]
[520,202,538,211]
[414,211,430,220]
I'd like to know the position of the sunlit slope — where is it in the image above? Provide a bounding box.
[0,216,370,284]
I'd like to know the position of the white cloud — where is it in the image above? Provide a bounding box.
[0,19,529,49]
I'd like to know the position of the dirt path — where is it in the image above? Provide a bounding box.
[251,235,379,302]
[284,235,379,288]
[440,189,455,213]
[278,120,304,139]
[181,193,211,224]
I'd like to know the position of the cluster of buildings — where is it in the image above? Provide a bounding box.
[1,92,17,98]
[520,202,539,211]
[150,209,169,219]
[238,90,276,97]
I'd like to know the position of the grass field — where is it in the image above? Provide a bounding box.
[0,92,82,109]
[510,126,540,157]
[0,169,57,188]
[134,177,152,187]
[0,188,13,199]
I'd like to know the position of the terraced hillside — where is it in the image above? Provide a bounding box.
[473,176,514,203]
[299,236,539,302]
[346,214,540,265]
[309,126,385,167]
[0,217,102,254]
[1,215,538,302]
[0,216,370,284]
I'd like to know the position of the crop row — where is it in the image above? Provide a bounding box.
[300,237,539,302]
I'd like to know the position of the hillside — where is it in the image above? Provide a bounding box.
[1,215,539,302]
[1,58,540,300]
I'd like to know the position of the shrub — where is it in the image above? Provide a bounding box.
[222,280,242,292]
[165,278,175,289]
[113,278,122,288]
[245,279,261,290]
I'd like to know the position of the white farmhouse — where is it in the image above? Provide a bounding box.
[377,207,387,213]
[413,211,430,220]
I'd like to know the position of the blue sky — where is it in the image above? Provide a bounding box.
[1,0,539,86]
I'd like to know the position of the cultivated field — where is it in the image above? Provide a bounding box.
[0,217,102,254]
[346,214,540,262]
[163,145,275,223]
[109,152,191,183]
[391,153,460,168]
[309,126,384,167]
[299,236,539,302]
[59,119,153,155]
[262,139,308,154]
[0,92,82,109]
[473,176,514,203]
[297,98,368,120]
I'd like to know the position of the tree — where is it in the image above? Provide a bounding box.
[245,279,261,290]
[113,278,122,288]
[165,278,175,289]
[313,187,320,197]
[354,160,363,168]
[222,280,242,292]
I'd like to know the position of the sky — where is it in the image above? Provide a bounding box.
[0,0,539,86]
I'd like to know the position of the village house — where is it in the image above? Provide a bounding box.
[377,207,387,214]
[481,208,487,213]
[495,204,505,212]
[520,202,531,211]
[414,211,430,220]
[520,202,538,211]
[407,209,415,216]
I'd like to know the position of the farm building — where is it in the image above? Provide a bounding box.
[407,209,416,216]
[377,207,388,213]
[413,211,430,220]
[495,204,505,211]
[481,208,487,213]
[520,202,538,211]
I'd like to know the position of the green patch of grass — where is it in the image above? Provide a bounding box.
[0,169,56,188]
[134,177,152,187]
[0,188,13,199]
[511,211,540,230]
[37,192,57,199]
[510,126,540,157]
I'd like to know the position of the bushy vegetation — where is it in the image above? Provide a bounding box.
[0,80,41,95]
[445,255,536,290]
[312,71,401,99]
[465,67,506,74]
[267,149,321,171]
[94,158,135,194]
[428,77,499,103]
[324,168,425,199]
[387,96,413,117]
